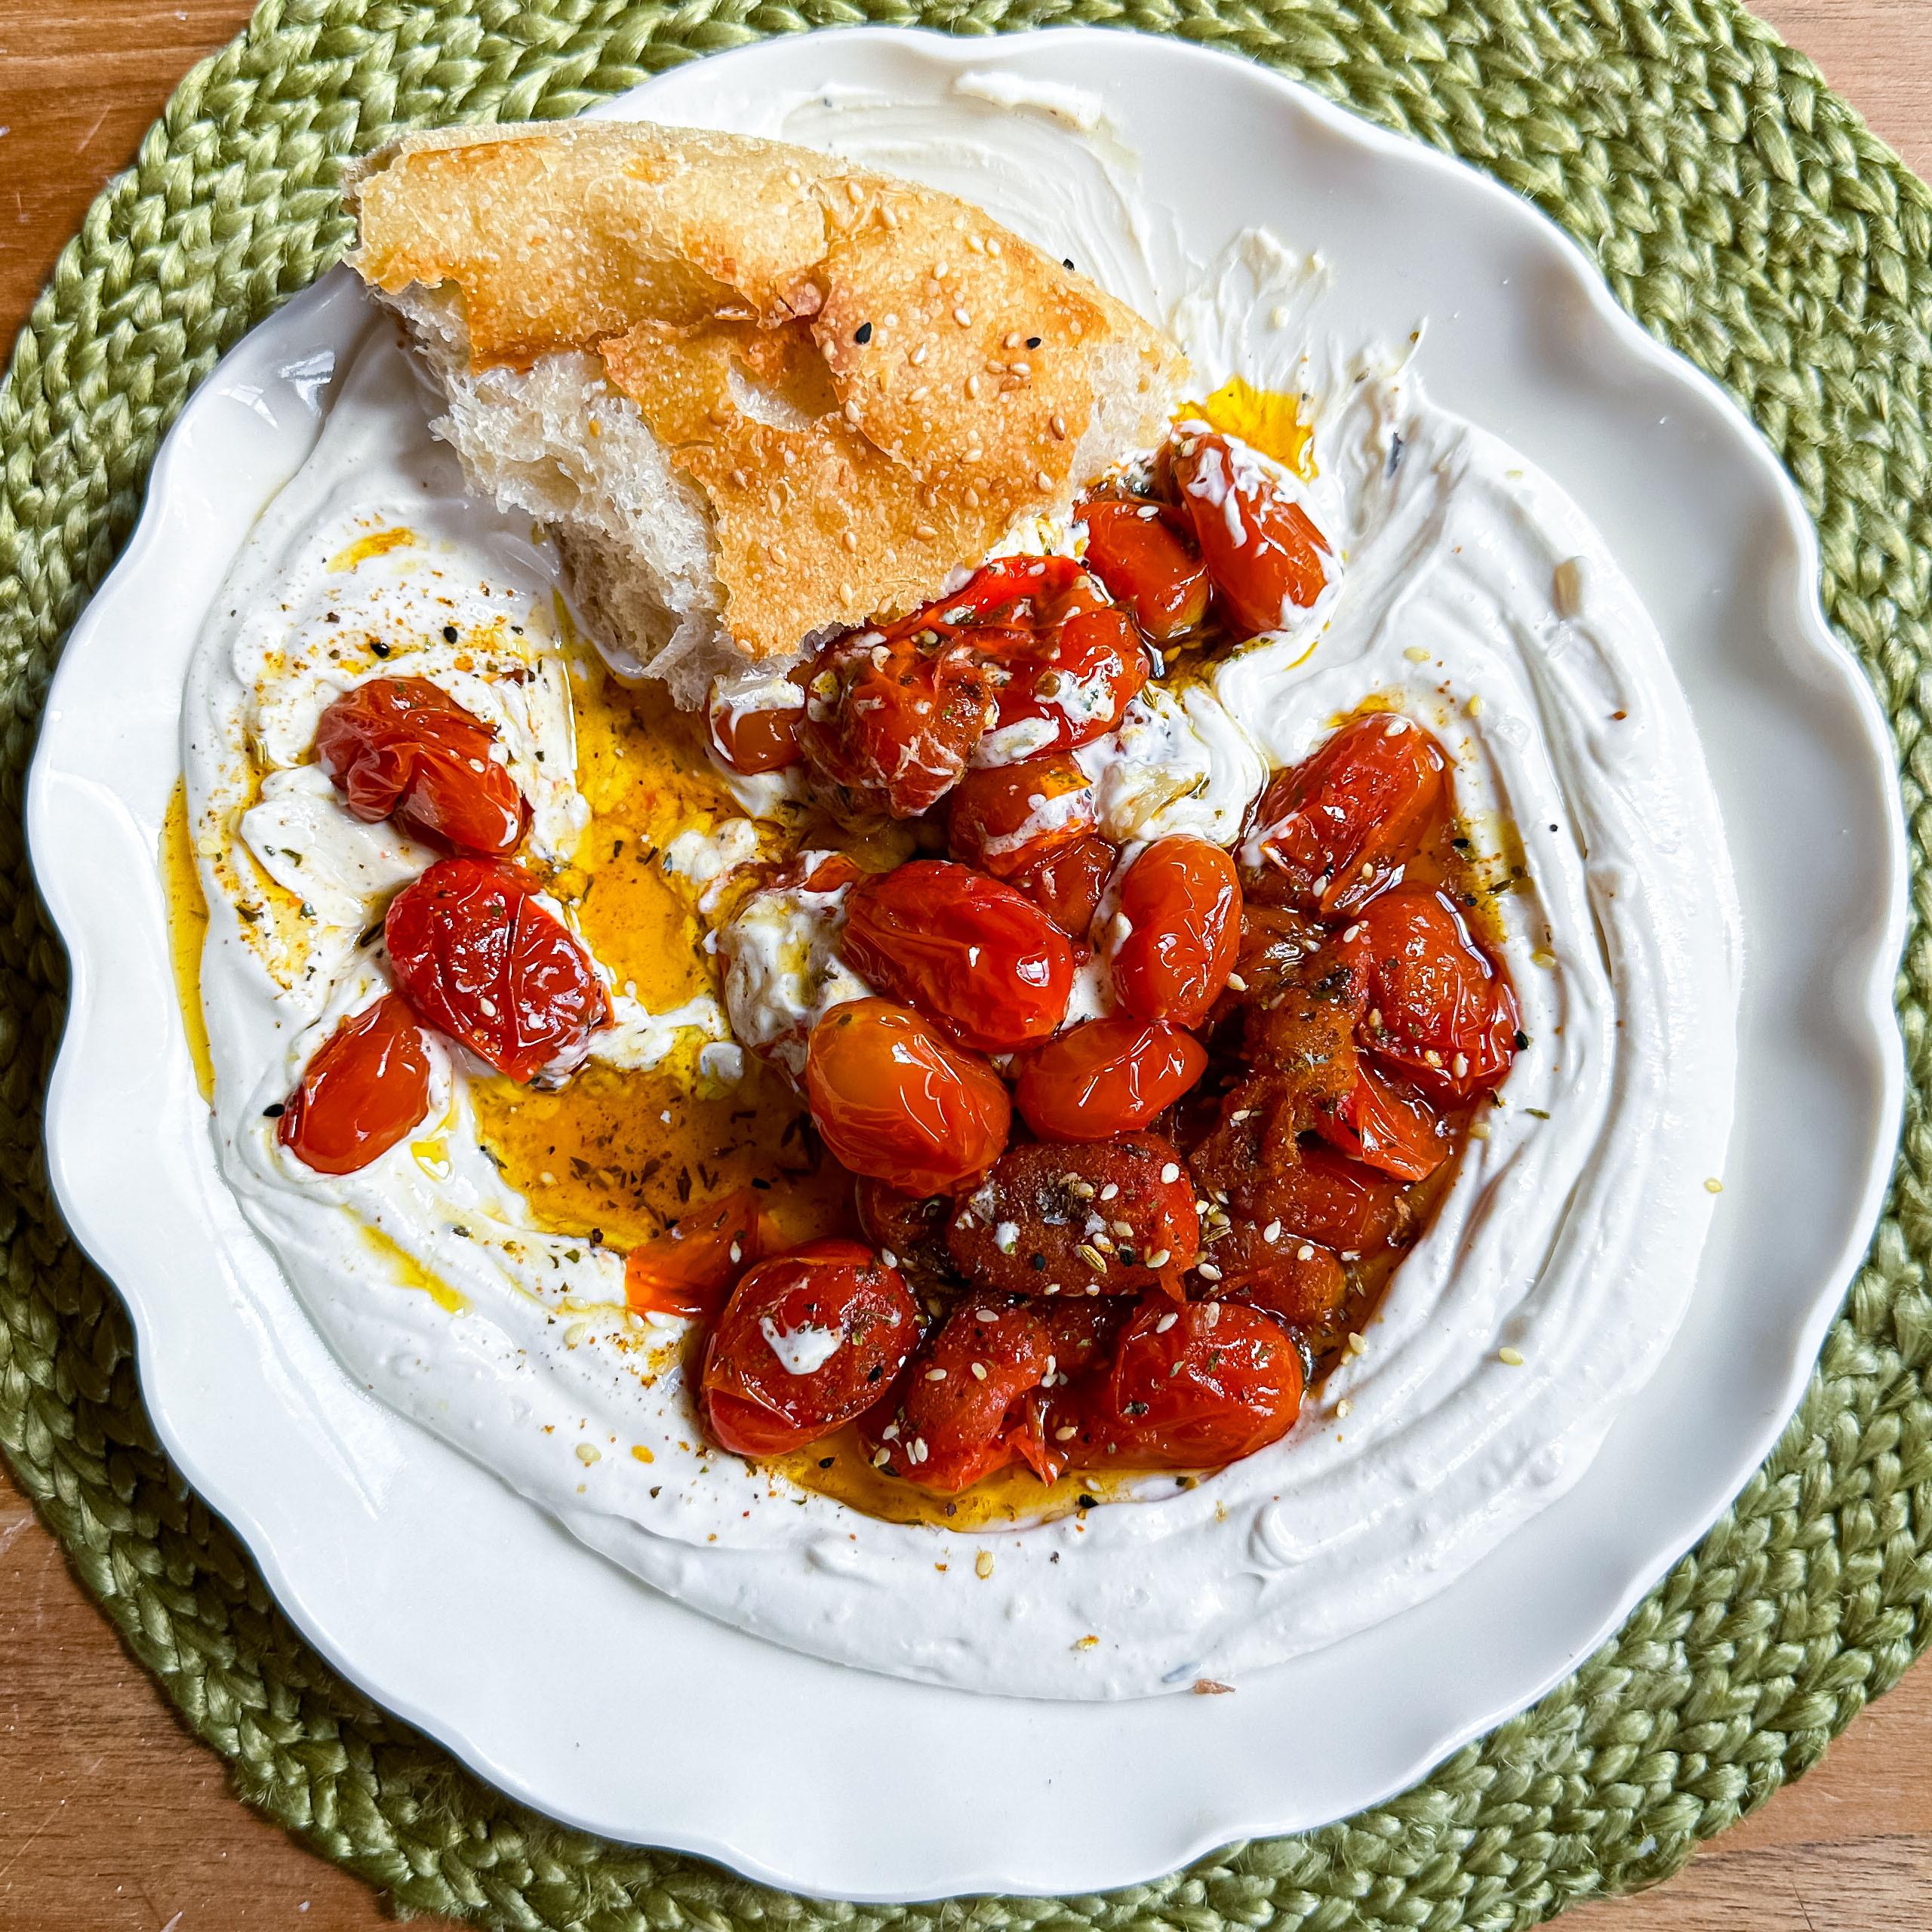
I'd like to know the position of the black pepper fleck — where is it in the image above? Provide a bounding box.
[442,624,459,643]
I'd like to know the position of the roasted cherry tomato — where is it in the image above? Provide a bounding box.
[804,998,1011,1195]
[798,632,995,817]
[1013,1017,1208,1142]
[1093,1297,1304,1468]
[853,1177,955,1282]
[948,751,1097,878]
[894,555,1091,639]
[384,857,610,1084]
[864,1299,1052,1492]
[1012,1298,1134,1481]
[983,606,1148,759]
[1009,835,1117,940]
[1171,431,1330,636]
[1217,1242,1349,1330]
[946,1134,1198,1297]
[1315,1061,1449,1182]
[314,675,530,857]
[624,1189,774,1320]
[276,993,431,1176]
[1108,835,1241,1026]
[1337,886,1521,1105]
[1241,955,1364,1109]
[1245,713,1449,917]
[840,860,1073,1054]
[1078,498,1212,640]
[1263,1142,1406,1254]
[700,1240,919,1457]
[706,672,806,775]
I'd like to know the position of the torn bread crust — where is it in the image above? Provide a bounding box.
[345,120,1187,703]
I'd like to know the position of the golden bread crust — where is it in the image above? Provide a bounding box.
[347,120,1185,663]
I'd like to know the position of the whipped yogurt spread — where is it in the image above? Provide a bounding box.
[180,85,1738,1699]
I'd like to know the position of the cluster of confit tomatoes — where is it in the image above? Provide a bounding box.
[272,423,1520,1499]
[629,432,1518,1494]
[273,675,611,1173]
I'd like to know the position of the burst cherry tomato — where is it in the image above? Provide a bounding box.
[805,998,1011,1194]
[1013,1017,1208,1142]
[276,994,431,1175]
[1094,1298,1304,1468]
[1078,498,1211,640]
[701,1241,919,1457]
[1108,835,1241,1026]
[624,1189,774,1321]
[895,555,1090,638]
[946,1134,1198,1296]
[863,1299,1052,1492]
[853,1177,952,1279]
[983,606,1148,759]
[706,673,806,775]
[1217,1243,1349,1329]
[1263,1142,1405,1253]
[384,857,610,1084]
[1009,835,1117,939]
[948,752,1097,878]
[840,860,1072,1053]
[1246,714,1449,916]
[1315,1062,1449,1182]
[798,632,995,817]
[1171,431,1330,635]
[1337,886,1521,1104]
[314,675,530,857]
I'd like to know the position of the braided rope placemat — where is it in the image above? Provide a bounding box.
[2,2,1927,1924]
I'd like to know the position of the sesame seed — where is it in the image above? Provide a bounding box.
[1453,1053,1469,1079]
[986,237,1002,256]
[975,1550,995,1579]
[1336,1398,1353,1418]
[1347,1332,1367,1355]
[1004,330,1023,349]
[1197,1263,1223,1281]
[967,373,982,399]
[841,530,858,552]
[1467,694,1486,718]
[1705,1177,1724,1194]
[971,1361,989,1382]
[1147,1249,1171,1269]
[926,1367,948,1381]
[1297,1243,1314,1262]
[1161,1163,1181,1183]
[1226,973,1248,992]
[1054,1425,1078,1442]
[909,343,929,366]
[977,1307,999,1321]
[1343,923,1362,943]
[1050,414,1067,439]
[1099,1183,1119,1201]
[1155,1311,1178,1334]
[1404,645,1431,663]
[1111,1220,1134,1239]
[912,1437,928,1463]
[1263,1220,1282,1243]
[953,306,972,326]
[881,1423,900,1441]
[1498,1346,1525,1366]
[575,1443,601,1465]
[1034,469,1054,491]
[872,1447,892,1467]
[1229,1109,1251,1124]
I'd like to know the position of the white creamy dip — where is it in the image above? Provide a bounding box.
[182,93,1737,1700]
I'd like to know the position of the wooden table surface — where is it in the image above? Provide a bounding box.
[3,2,1930,1926]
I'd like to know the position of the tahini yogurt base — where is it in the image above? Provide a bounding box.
[178,83,1737,1700]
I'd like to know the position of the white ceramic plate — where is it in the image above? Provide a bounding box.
[27,26,1906,1902]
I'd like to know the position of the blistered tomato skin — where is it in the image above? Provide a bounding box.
[1109,836,1242,1026]
[701,1241,920,1458]
[863,1299,1052,1493]
[804,998,1011,1195]
[1246,714,1449,917]
[1217,1244,1349,1329]
[1171,432,1330,637]
[1013,1017,1208,1142]
[984,606,1148,758]
[625,1189,774,1321]
[706,675,805,775]
[946,1134,1198,1296]
[276,994,431,1176]
[948,752,1098,878]
[1089,1297,1305,1469]
[1078,498,1213,641]
[798,632,995,818]
[1337,886,1521,1104]
[384,857,610,1084]
[840,860,1073,1054]
[314,676,530,857]
[1009,835,1117,940]
[1315,1061,1449,1182]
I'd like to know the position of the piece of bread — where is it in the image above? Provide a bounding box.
[344,120,1187,702]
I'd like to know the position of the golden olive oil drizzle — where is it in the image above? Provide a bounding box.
[161,779,216,1103]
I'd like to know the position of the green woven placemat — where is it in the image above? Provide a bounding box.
[2,2,1927,1924]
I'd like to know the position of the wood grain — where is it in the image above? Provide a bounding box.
[2,2,1928,1926]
